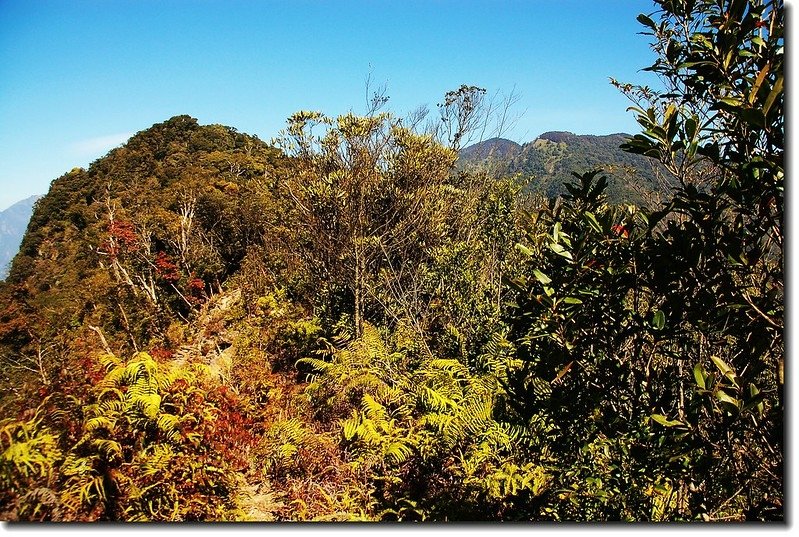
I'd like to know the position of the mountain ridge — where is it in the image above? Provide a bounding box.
[460,132,669,204]
[0,194,41,280]
[0,126,666,283]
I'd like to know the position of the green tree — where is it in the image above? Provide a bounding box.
[504,171,661,520]
[615,0,783,519]
[278,108,460,338]
[501,0,783,520]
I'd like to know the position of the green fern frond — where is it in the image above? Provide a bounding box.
[99,353,121,373]
[341,413,360,441]
[0,419,62,484]
[156,414,180,442]
[360,393,387,420]
[91,439,122,461]
[343,373,388,398]
[97,387,124,404]
[121,361,148,386]
[354,419,382,445]
[419,385,457,412]
[277,443,298,459]
[99,399,124,415]
[267,418,306,444]
[384,441,413,464]
[131,393,162,420]
[295,357,332,374]
[156,368,191,392]
[84,416,116,434]
[134,351,157,373]
[428,358,470,378]
[419,412,454,432]
[99,366,126,389]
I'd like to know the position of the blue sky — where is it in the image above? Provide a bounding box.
[0,0,660,210]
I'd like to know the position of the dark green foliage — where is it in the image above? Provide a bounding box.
[615,0,783,519]
[501,171,669,520]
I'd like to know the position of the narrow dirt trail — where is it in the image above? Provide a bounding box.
[174,288,357,520]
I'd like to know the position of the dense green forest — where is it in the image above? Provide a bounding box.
[0,0,783,522]
[459,132,671,205]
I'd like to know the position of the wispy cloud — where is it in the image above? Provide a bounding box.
[70,132,134,157]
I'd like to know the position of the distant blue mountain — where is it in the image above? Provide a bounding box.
[0,195,41,280]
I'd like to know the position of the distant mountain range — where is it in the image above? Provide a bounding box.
[459,132,671,205]
[0,195,41,280]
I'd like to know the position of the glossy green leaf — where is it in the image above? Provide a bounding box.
[549,242,573,260]
[710,355,734,377]
[652,310,665,330]
[515,243,534,257]
[532,269,551,285]
[650,414,684,427]
[693,363,706,389]
[636,13,657,31]
[584,211,603,233]
[715,389,740,410]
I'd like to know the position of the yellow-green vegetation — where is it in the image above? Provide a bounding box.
[0,0,783,522]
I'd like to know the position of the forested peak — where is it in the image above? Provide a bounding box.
[6,115,285,295]
[147,114,199,133]
[537,131,577,143]
[76,115,281,199]
[102,115,271,167]
[121,114,199,153]
[459,137,522,160]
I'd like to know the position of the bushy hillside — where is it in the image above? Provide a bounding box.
[0,0,784,522]
[460,132,672,205]
[3,116,288,350]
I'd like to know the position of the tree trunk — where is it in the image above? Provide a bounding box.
[354,239,364,338]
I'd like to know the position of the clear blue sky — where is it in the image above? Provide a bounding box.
[0,0,660,210]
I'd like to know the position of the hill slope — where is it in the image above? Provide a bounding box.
[3,115,287,350]
[459,137,522,161]
[460,132,671,205]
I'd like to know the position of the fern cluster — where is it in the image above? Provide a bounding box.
[0,410,62,520]
[1,352,248,521]
[299,322,550,520]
